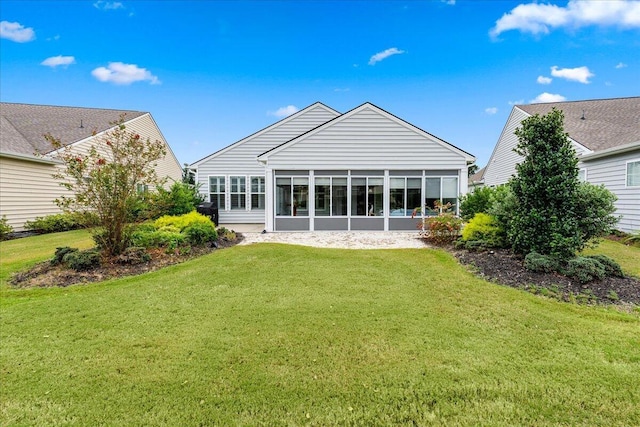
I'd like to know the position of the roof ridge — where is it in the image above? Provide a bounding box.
[0,101,146,114]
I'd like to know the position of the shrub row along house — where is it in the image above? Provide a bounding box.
[0,103,183,232]
[191,102,475,232]
[475,96,640,233]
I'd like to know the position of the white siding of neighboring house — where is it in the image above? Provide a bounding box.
[484,107,590,186]
[193,104,340,224]
[0,156,72,231]
[582,150,640,233]
[0,114,182,232]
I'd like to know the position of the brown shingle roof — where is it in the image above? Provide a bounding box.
[0,102,147,156]
[517,97,640,153]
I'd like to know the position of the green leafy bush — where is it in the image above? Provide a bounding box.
[51,247,79,266]
[575,183,618,246]
[62,249,101,271]
[131,229,186,249]
[563,257,606,283]
[585,254,624,278]
[151,181,204,218]
[459,186,495,221]
[461,213,506,247]
[0,215,13,241]
[524,252,560,273]
[24,211,98,234]
[154,211,213,232]
[184,222,218,246]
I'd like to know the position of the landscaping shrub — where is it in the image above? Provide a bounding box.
[62,249,101,271]
[148,181,204,218]
[585,254,624,278]
[154,211,213,232]
[459,186,495,221]
[418,203,463,245]
[51,246,79,266]
[131,229,186,249]
[0,215,13,240]
[184,222,218,246]
[461,212,506,248]
[115,247,151,265]
[563,256,606,283]
[524,252,560,273]
[218,227,236,241]
[575,182,618,246]
[24,211,98,234]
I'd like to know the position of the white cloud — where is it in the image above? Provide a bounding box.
[490,0,640,38]
[334,88,350,92]
[41,55,76,68]
[0,21,35,42]
[508,99,525,106]
[368,47,405,65]
[442,0,456,5]
[91,62,160,85]
[93,1,124,10]
[485,107,498,115]
[537,75,552,84]
[530,92,567,103]
[268,105,299,118]
[550,65,594,83]
[615,62,628,68]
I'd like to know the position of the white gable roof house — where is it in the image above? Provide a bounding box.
[0,102,183,231]
[484,96,640,233]
[191,102,475,232]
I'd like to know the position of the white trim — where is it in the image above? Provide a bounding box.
[0,151,60,165]
[580,141,640,162]
[626,158,640,188]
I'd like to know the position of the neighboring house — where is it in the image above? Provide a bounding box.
[483,96,640,233]
[469,166,486,191]
[192,102,475,232]
[0,102,183,231]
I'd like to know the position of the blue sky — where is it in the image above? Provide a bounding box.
[1,1,639,167]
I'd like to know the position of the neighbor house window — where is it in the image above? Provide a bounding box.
[136,183,148,194]
[209,176,225,209]
[314,177,347,216]
[251,176,265,209]
[424,176,459,215]
[627,160,640,187]
[230,176,246,210]
[389,177,421,216]
[351,177,383,216]
[578,168,587,182]
[276,177,308,216]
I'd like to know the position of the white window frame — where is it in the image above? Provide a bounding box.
[424,175,459,215]
[208,176,226,210]
[626,159,640,188]
[251,176,266,210]
[229,176,247,210]
[578,168,587,182]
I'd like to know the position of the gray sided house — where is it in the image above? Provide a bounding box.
[484,97,640,233]
[0,102,183,231]
[192,102,475,232]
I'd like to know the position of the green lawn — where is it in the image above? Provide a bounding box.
[1,234,639,426]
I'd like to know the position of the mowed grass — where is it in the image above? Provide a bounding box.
[1,236,639,426]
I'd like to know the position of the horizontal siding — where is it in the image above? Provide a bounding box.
[264,108,468,170]
[195,105,339,222]
[0,157,70,231]
[583,150,640,232]
[485,107,590,186]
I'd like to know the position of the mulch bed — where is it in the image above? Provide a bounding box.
[455,248,640,306]
[10,233,244,288]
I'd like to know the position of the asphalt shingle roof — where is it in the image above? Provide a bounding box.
[517,97,640,153]
[0,102,147,156]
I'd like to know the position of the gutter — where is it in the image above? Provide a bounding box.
[0,151,61,165]
[579,141,640,162]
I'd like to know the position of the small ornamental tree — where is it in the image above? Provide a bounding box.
[509,108,617,260]
[46,114,167,256]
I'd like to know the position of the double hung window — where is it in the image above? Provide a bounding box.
[209,176,225,209]
[230,176,246,210]
[251,176,265,209]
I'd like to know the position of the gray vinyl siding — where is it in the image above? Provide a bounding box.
[582,150,640,232]
[195,105,340,224]
[484,107,590,186]
[262,107,468,170]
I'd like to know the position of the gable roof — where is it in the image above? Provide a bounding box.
[516,96,640,153]
[0,102,147,157]
[258,102,475,162]
[190,102,340,166]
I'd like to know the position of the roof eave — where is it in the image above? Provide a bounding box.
[580,140,640,161]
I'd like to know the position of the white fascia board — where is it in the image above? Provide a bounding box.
[258,102,475,162]
[190,102,341,167]
[0,150,61,164]
[580,140,640,162]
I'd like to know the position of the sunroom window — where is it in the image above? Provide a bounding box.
[351,177,383,216]
[315,177,347,216]
[389,177,421,216]
[276,177,308,216]
[424,176,459,215]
